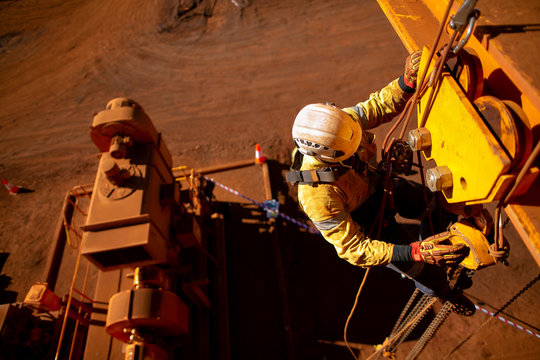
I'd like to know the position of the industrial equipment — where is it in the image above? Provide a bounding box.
[0,98,233,360]
[81,98,176,271]
[365,0,540,358]
[377,0,540,266]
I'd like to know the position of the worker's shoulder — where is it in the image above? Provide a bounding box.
[297,182,346,217]
[342,106,364,124]
[299,154,332,170]
[297,170,346,203]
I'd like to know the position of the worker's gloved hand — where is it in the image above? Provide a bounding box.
[411,231,468,266]
[404,50,422,88]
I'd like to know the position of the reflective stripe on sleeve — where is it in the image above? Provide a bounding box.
[312,211,349,231]
[343,105,367,129]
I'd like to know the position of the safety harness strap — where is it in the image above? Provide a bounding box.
[286,150,370,185]
[285,167,345,185]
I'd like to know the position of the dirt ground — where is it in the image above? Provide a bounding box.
[0,0,539,359]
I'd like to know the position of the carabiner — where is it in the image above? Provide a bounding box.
[452,12,478,53]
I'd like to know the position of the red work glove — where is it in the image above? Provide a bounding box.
[404,50,422,88]
[411,231,468,266]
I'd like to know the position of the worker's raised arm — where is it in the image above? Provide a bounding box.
[344,50,421,130]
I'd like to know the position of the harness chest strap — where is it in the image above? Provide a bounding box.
[285,166,345,185]
[286,150,370,185]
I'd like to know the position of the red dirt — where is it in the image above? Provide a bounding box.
[0,1,538,359]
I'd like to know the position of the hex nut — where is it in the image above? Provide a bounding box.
[426,166,453,192]
[407,127,432,151]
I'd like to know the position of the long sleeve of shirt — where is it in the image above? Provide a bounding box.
[343,77,414,130]
[298,166,395,267]
[297,76,415,268]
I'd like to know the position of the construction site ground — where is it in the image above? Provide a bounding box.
[0,0,539,359]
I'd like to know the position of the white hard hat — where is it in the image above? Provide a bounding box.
[292,104,362,163]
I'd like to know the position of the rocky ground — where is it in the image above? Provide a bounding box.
[0,0,539,359]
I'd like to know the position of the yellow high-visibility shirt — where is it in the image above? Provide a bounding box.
[297,78,413,267]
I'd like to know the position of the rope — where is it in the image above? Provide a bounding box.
[67,196,87,216]
[418,31,459,130]
[383,293,434,357]
[54,238,86,360]
[63,215,82,249]
[204,176,320,235]
[344,268,371,360]
[474,304,540,339]
[385,0,456,147]
[379,0,459,244]
[407,301,453,360]
[390,289,421,337]
[366,297,439,360]
[372,3,481,357]
[494,141,540,256]
[342,22,457,349]
[68,262,92,360]
[444,272,540,359]
[343,161,397,359]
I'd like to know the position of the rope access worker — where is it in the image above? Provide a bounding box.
[286,51,471,300]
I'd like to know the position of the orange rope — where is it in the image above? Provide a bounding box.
[344,268,371,360]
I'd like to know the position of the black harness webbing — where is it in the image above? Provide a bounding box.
[285,151,368,185]
[285,167,346,185]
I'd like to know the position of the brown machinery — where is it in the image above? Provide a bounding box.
[0,98,226,360]
[81,97,177,270]
[81,98,189,359]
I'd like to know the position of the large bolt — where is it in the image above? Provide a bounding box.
[103,159,126,186]
[407,127,432,151]
[109,136,128,159]
[426,166,453,192]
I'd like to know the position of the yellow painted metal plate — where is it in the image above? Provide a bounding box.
[376,0,540,139]
[418,59,512,203]
[421,0,540,121]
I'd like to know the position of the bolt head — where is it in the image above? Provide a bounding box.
[426,166,453,192]
[407,128,432,151]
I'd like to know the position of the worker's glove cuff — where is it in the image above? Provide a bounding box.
[398,75,416,93]
[410,241,424,262]
[403,75,416,89]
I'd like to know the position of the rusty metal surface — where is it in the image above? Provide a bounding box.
[423,0,540,121]
[472,0,540,112]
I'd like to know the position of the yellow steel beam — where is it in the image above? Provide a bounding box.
[376,0,445,53]
[421,0,540,123]
[506,202,540,264]
[376,0,540,266]
[376,0,540,123]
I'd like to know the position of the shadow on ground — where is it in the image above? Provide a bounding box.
[220,160,436,359]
